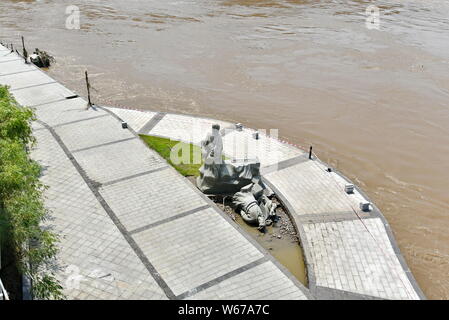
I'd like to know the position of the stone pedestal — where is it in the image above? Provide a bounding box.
[196,159,261,195]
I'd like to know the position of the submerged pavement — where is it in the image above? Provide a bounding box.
[0,44,425,300]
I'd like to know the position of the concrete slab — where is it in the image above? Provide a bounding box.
[104,107,157,133]
[99,167,208,232]
[264,160,367,216]
[187,261,308,300]
[302,218,420,300]
[222,128,305,168]
[56,115,135,152]
[31,121,45,131]
[149,113,232,145]
[0,52,22,63]
[10,82,76,107]
[0,59,35,76]
[73,138,167,185]
[0,69,54,90]
[34,98,106,127]
[132,207,264,296]
[31,128,167,300]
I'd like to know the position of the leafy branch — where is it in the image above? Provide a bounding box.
[0,85,64,300]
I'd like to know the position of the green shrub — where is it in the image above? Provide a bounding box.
[0,85,63,300]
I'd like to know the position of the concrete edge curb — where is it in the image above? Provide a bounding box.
[313,157,427,300]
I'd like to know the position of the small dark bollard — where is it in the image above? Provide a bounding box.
[360,201,372,212]
[345,184,355,194]
[21,36,28,63]
[121,122,128,129]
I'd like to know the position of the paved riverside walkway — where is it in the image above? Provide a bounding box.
[0,45,310,300]
[0,44,425,300]
[105,110,426,300]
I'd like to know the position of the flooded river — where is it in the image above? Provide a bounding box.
[1,0,448,299]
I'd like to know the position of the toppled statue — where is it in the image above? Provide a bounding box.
[232,181,277,231]
[29,48,55,68]
[197,124,261,194]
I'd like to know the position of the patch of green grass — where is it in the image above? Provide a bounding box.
[140,135,203,177]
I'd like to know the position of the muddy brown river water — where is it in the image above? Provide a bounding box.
[1,0,448,299]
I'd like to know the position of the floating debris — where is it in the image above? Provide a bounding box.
[29,48,55,68]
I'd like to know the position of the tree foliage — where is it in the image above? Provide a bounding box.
[0,85,63,299]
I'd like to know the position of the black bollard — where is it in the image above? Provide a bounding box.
[85,71,93,109]
[21,36,28,63]
[309,146,313,160]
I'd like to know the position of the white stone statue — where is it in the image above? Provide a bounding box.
[201,124,223,165]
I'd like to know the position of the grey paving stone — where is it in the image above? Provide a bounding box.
[132,208,264,296]
[149,113,232,145]
[187,261,308,300]
[56,115,135,152]
[10,82,75,107]
[222,128,304,168]
[0,69,54,90]
[31,120,45,131]
[100,167,208,232]
[33,98,105,127]
[73,138,167,185]
[31,128,167,300]
[104,107,157,133]
[0,53,23,63]
[264,160,367,216]
[302,218,419,300]
[0,59,35,76]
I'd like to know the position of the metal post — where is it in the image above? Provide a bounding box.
[309,146,313,160]
[21,36,28,63]
[85,71,92,109]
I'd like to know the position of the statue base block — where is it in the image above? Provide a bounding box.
[196,159,261,195]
